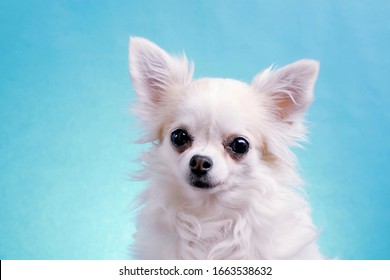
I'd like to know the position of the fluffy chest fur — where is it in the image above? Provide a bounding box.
[134,185,320,259]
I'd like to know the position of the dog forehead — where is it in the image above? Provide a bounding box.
[175,78,264,135]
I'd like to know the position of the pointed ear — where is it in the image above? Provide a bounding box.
[129,37,193,106]
[252,59,319,121]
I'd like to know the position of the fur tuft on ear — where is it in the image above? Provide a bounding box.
[252,59,319,121]
[129,37,194,141]
[129,37,194,100]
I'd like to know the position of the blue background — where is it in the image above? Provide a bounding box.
[1,0,389,260]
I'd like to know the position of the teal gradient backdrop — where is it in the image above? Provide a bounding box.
[1,0,389,259]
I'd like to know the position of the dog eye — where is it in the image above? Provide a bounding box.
[171,129,191,147]
[229,137,249,154]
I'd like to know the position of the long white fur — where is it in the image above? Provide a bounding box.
[128,37,323,259]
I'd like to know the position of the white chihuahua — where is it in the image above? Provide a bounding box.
[128,37,323,259]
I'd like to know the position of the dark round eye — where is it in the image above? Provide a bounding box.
[230,137,250,154]
[171,129,191,147]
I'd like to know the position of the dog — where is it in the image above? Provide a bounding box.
[128,37,322,259]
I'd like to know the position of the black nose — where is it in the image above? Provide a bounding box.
[189,155,213,176]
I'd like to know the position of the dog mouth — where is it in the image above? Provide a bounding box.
[191,179,214,189]
[188,175,221,189]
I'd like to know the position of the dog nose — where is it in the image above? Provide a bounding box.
[189,155,213,176]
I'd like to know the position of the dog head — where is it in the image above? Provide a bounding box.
[129,37,319,195]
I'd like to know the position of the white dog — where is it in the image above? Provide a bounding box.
[128,37,323,259]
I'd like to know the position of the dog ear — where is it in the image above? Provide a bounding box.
[252,59,319,121]
[129,37,193,107]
